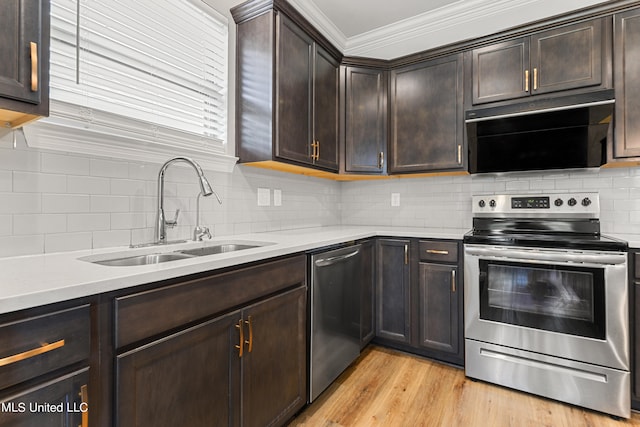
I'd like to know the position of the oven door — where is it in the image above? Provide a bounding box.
[464,244,628,370]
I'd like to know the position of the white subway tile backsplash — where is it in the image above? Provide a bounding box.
[42,194,90,213]
[0,171,12,191]
[13,171,67,193]
[0,193,41,214]
[13,214,67,235]
[41,152,90,176]
[0,147,40,172]
[90,195,129,213]
[45,232,92,253]
[0,235,44,257]
[68,213,111,232]
[67,176,110,195]
[92,230,131,249]
[111,212,146,230]
[0,215,11,236]
[90,158,129,178]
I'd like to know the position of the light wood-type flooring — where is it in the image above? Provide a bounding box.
[288,345,640,427]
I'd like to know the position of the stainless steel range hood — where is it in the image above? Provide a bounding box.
[466,89,614,174]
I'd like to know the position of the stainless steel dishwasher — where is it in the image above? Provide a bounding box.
[309,243,362,402]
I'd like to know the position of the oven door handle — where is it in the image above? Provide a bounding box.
[464,246,626,265]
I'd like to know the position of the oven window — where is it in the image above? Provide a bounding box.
[479,260,605,339]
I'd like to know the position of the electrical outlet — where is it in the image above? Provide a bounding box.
[274,189,282,206]
[391,193,400,207]
[257,188,271,206]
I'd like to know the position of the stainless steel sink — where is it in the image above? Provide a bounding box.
[84,241,273,266]
[92,252,195,266]
[178,244,260,257]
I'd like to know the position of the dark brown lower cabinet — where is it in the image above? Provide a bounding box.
[116,311,239,427]
[360,239,376,348]
[374,238,463,366]
[0,369,89,427]
[116,285,307,427]
[632,252,640,411]
[375,239,411,344]
[418,263,459,355]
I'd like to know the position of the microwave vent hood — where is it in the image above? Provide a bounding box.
[466,90,614,175]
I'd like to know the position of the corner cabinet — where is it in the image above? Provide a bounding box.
[613,8,640,159]
[389,53,465,174]
[0,0,50,129]
[233,2,341,172]
[471,17,611,105]
[344,66,387,174]
[376,239,411,344]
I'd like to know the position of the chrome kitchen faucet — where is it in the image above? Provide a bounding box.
[155,157,220,244]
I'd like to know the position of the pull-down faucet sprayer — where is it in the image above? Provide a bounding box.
[155,156,215,244]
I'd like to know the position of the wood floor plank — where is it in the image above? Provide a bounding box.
[288,346,640,427]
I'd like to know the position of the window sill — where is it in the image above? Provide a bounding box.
[22,101,238,173]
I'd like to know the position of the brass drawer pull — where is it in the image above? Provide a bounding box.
[426,249,449,255]
[404,244,408,265]
[79,384,89,427]
[451,269,457,293]
[0,339,65,367]
[235,320,244,358]
[525,69,529,92]
[533,67,538,91]
[245,316,253,353]
[30,42,38,92]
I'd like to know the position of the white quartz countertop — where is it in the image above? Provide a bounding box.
[0,226,466,315]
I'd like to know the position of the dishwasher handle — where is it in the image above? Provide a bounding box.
[314,248,361,267]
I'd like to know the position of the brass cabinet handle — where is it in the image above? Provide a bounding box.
[378,151,384,169]
[525,69,529,92]
[30,42,38,92]
[316,140,320,161]
[311,141,319,161]
[404,244,408,265]
[0,339,65,367]
[457,145,462,165]
[451,269,457,293]
[426,249,449,255]
[235,320,244,358]
[244,316,253,353]
[79,384,89,427]
[533,67,538,91]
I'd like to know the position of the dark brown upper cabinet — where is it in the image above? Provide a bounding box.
[471,18,611,105]
[233,2,341,172]
[389,53,464,174]
[344,66,387,174]
[0,0,50,129]
[613,8,640,159]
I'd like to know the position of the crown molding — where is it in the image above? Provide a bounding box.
[288,0,607,60]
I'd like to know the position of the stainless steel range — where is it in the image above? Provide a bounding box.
[463,193,630,418]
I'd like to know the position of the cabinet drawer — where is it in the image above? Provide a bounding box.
[115,255,306,349]
[0,305,91,390]
[419,240,458,263]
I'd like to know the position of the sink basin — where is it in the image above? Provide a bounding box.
[92,252,195,267]
[178,244,261,257]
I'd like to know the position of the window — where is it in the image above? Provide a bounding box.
[25,0,236,171]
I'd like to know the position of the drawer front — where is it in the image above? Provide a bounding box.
[115,255,307,349]
[419,240,459,263]
[0,305,91,390]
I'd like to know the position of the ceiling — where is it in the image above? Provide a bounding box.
[286,0,611,59]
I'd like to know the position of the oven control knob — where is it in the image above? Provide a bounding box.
[568,198,577,207]
[478,200,485,208]
[582,197,592,207]
[554,198,563,207]
[489,199,496,208]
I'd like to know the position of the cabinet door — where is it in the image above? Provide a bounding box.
[0,369,89,427]
[0,0,43,105]
[418,263,459,355]
[531,19,603,95]
[389,54,464,173]
[376,239,411,344]
[115,311,240,427]
[345,67,387,174]
[241,286,306,427]
[471,38,529,104]
[360,239,375,348]
[313,45,339,171]
[275,14,313,166]
[614,9,640,158]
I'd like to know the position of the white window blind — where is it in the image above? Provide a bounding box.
[48,0,228,149]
